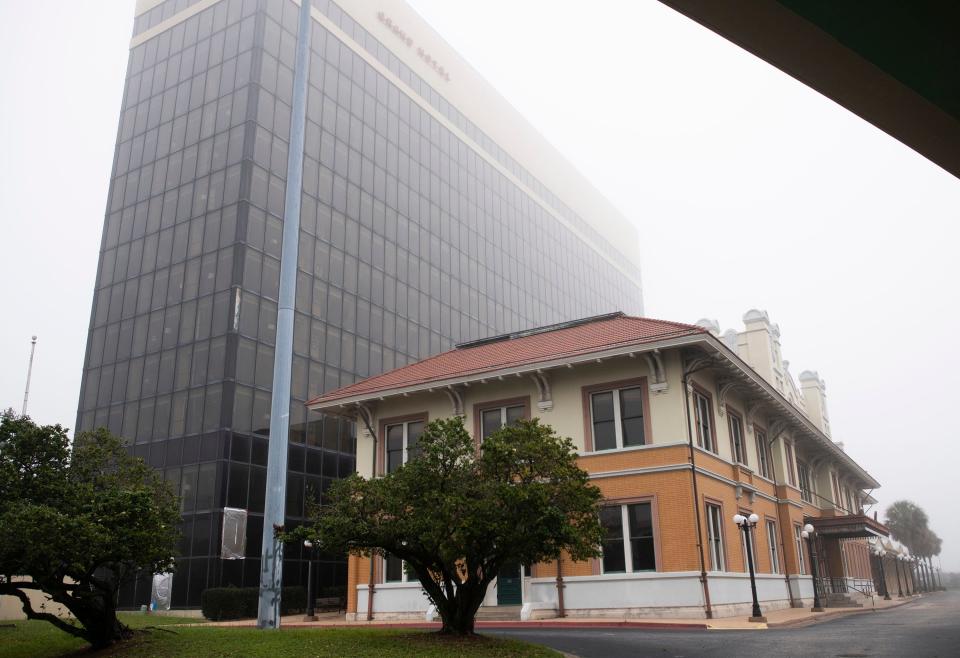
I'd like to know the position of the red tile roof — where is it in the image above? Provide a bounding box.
[307,313,706,408]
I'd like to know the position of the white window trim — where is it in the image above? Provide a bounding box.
[785,441,798,487]
[729,413,747,465]
[794,524,806,575]
[766,520,780,574]
[480,403,525,440]
[383,554,412,583]
[755,430,770,479]
[706,504,725,572]
[694,392,715,453]
[590,386,645,452]
[386,420,423,472]
[600,502,655,574]
[798,461,813,503]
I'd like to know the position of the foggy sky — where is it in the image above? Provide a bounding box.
[1,1,957,570]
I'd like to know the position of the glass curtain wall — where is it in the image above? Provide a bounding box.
[78,0,642,608]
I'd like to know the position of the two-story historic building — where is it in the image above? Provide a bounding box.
[306,311,893,619]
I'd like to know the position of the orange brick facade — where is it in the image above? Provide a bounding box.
[314,322,886,620]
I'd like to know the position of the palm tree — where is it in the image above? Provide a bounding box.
[885,500,929,553]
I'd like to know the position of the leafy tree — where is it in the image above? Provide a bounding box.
[290,416,603,635]
[0,413,180,649]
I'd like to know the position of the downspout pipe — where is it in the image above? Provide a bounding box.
[556,555,565,617]
[682,367,713,619]
[767,433,797,608]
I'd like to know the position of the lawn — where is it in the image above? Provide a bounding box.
[0,614,559,657]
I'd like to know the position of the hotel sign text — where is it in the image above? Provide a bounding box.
[377,11,451,82]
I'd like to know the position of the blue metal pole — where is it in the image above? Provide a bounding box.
[257,0,312,630]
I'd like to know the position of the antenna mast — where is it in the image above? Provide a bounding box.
[22,336,37,416]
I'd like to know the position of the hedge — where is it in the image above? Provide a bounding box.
[200,586,306,620]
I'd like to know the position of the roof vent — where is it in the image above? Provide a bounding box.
[455,311,625,349]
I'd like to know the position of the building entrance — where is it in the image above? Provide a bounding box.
[496,562,522,605]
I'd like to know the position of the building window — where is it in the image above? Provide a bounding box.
[385,419,425,473]
[797,460,813,503]
[600,503,657,573]
[385,554,410,582]
[755,429,771,479]
[693,390,716,453]
[600,502,656,573]
[480,403,526,441]
[785,441,798,487]
[590,386,645,451]
[766,520,780,574]
[728,412,747,466]
[844,488,856,515]
[706,503,725,571]
[831,471,841,508]
[794,524,806,574]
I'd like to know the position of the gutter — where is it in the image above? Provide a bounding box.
[682,364,714,619]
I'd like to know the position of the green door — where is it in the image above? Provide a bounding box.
[497,562,522,605]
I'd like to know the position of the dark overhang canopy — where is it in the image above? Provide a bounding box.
[658,1,960,179]
[807,514,890,540]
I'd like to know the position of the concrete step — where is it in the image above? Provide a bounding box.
[826,600,863,608]
[476,605,522,621]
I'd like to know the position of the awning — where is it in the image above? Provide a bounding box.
[808,514,890,539]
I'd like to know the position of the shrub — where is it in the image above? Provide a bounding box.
[201,586,306,620]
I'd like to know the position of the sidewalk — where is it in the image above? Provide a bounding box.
[203,594,922,631]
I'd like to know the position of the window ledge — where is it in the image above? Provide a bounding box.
[581,441,685,457]
[378,582,423,589]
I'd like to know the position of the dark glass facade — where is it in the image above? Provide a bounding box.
[78,0,642,608]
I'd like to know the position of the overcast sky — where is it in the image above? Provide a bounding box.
[1,1,957,570]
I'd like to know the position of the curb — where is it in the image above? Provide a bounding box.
[202,595,929,632]
[269,620,710,631]
[767,597,918,629]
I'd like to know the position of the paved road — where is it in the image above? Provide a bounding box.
[490,591,960,657]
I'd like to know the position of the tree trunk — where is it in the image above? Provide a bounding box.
[439,603,477,635]
[416,570,492,636]
[58,590,130,650]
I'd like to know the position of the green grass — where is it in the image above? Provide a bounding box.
[0,615,558,657]
[0,614,202,658]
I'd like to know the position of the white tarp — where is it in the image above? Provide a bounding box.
[151,572,173,611]
[221,507,247,559]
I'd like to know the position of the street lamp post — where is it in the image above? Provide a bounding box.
[304,540,317,621]
[894,556,904,598]
[733,513,766,622]
[800,524,824,612]
[875,548,891,600]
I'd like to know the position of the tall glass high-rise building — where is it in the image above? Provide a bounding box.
[78,0,643,608]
